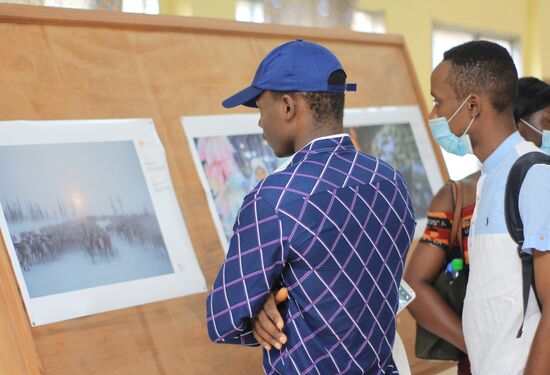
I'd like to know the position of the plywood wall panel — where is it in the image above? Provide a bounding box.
[0,4,448,374]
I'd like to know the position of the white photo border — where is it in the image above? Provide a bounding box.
[0,118,207,326]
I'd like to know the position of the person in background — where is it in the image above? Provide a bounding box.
[515,77,550,153]
[404,175,478,374]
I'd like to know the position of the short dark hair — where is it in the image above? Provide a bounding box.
[514,77,550,121]
[443,40,518,113]
[271,69,346,125]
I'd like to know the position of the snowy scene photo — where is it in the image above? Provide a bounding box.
[0,141,173,298]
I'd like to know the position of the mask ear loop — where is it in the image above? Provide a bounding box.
[520,118,543,135]
[448,94,472,123]
[462,115,477,137]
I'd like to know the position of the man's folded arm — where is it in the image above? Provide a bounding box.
[206,193,288,345]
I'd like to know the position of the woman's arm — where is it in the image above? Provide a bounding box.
[404,183,467,353]
[404,241,467,352]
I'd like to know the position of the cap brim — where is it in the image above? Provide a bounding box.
[222,86,263,108]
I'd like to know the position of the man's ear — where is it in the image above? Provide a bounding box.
[280,94,297,121]
[468,94,482,118]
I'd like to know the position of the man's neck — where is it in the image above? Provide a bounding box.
[473,117,517,162]
[293,123,344,153]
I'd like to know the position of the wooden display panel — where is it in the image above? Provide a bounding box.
[0,4,451,374]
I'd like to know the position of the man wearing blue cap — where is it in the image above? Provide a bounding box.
[206,39,416,374]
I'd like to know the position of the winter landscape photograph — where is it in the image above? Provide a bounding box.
[0,140,173,298]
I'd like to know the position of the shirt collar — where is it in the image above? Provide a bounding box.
[482,131,522,173]
[274,133,353,172]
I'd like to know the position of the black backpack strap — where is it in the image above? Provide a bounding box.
[505,151,550,338]
[516,249,537,338]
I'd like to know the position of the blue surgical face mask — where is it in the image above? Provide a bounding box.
[429,95,477,156]
[520,118,550,155]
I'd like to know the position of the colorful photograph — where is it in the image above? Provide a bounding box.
[195,134,284,241]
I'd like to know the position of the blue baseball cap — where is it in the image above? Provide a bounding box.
[222,39,356,108]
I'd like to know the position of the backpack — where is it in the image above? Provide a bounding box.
[504,151,550,338]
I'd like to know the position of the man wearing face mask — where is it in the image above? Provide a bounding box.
[514,77,550,153]
[429,41,550,375]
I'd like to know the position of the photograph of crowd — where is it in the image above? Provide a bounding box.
[0,141,173,298]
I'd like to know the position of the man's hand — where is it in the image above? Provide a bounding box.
[252,287,288,350]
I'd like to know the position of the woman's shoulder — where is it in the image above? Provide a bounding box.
[429,171,480,212]
[429,182,454,213]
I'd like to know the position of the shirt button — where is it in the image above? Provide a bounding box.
[540,235,545,241]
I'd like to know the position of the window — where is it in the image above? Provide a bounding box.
[236,0,264,23]
[41,0,121,10]
[7,0,159,12]
[122,0,159,14]
[239,1,374,30]
[433,28,521,71]
[351,10,386,34]
[432,26,521,181]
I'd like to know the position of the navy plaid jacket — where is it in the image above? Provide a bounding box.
[207,135,416,374]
